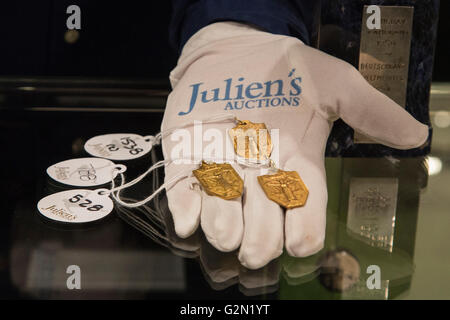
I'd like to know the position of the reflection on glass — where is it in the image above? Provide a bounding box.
[10,171,186,299]
[15,151,424,299]
[117,192,320,297]
[117,156,425,299]
[115,161,321,296]
[318,249,361,292]
[338,158,425,299]
[347,178,399,252]
[279,158,425,300]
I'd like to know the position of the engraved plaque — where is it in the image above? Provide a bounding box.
[355,6,414,143]
[347,178,399,252]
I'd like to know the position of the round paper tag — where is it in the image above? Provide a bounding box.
[84,133,153,161]
[37,189,114,223]
[47,158,126,187]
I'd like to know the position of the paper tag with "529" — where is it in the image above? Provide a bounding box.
[84,133,153,161]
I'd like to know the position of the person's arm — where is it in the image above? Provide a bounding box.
[169,0,315,54]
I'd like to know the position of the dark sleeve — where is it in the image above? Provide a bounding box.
[169,0,317,54]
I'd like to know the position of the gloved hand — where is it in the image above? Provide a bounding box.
[161,22,428,270]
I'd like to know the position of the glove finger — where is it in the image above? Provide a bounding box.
[287,42,428,149]
[238,168,284,270]
[284,156,327,258]
[159,194,201,255]
[165,163,202,239]
[337,64,429,149]
[200,179,244,252]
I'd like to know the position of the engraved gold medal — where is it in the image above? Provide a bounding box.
[257,170,309,209]
[193,161,243,200]
[228,120,272,160]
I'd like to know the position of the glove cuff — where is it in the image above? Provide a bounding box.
[180,22,265,60]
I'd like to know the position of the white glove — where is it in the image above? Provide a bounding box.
[161,22,428,270]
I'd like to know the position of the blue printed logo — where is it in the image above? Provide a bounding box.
[178,71,302,116]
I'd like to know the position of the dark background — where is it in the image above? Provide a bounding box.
[0,1,176,81]
[424,0,448,81]
[0,0,448,82]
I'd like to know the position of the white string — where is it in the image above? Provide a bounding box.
[104,154,274,208]
[109,159,168,194]
[110,166,193,208]
[102,113,276,208]
[111,173,172,248]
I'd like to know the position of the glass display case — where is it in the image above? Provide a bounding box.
[0,82,448,299]
[0,1,449,301]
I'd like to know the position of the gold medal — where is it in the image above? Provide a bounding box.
[193,161,243,200]
[228,120,272,160]
[257,170,309,209]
